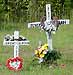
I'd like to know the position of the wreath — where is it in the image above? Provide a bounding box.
[6,57,23,71]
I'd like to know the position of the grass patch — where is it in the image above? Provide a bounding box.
[0,23,73,75]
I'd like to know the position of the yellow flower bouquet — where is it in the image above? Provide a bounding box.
[34,44,61,64]
[34,44,48,63]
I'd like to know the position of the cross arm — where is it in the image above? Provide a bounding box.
[3,40,30,46]
[28,22,40,28]
[46,19,70,25]
[28,19,70,28]
[58,19,70,25]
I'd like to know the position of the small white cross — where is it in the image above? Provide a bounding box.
[28,4,70,51]
[3,31,30,58]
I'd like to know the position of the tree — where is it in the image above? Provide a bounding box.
[28,0,50,22]
[1,0,30,23]
[64,0,71,19]
[51,0,65,18]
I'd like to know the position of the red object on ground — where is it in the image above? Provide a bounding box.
[6,57,23,71]
[60,64,66,68]
[0,64,2,66]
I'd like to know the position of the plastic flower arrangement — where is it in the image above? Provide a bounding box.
[34,44,61,64]
[34,44,48,63]
[6,57,23,71]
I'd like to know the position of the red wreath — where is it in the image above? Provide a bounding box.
[6,57,23,71]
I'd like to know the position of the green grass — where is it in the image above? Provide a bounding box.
[0,23,73,75]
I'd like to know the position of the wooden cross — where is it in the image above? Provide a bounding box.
[28,4,69,51]
[3,31,30,58]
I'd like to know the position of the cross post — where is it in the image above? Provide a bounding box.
[28,4,70,51]
[3,31,30,70]
[3,31,30,58]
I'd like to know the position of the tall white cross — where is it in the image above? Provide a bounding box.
[28,4,69,51]
[3,31,30,58]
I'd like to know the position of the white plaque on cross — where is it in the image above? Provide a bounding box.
[28,4,70,51]
[3,31,30,58]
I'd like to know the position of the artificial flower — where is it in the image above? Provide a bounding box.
[34,50,38,54]
[34,43,48,59]
[39,54,45,58]
[6,57,23,71]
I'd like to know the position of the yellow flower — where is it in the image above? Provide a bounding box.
[43,44,48,49]
[35,50,38,54]
[44,47,48,50]
[41,46,45,50]
[34,43,48,59]
[43,50,47,54]
[40,44,48,50]
[43,44,48,47]
[38,48,43,54]
[39,54,45,58]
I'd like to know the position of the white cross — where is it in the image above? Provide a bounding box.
[28,4,70,51]
[3,31,30,58]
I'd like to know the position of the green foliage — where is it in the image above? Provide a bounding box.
[70,0,73,8]
[32,49,61,67]
[51,0,65,18]
[44,50,61,64]
[0,0,72,24]
[0,0,30,22]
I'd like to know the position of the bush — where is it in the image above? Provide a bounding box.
[43,50,61,65]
